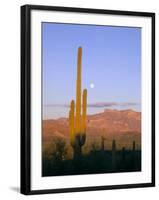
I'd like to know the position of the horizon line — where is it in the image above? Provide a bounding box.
[43,108,141,121]
[43,101,140,108]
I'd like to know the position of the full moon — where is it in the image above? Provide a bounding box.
[90,83,95,89]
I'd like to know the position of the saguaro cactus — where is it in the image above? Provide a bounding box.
[122,147,126,163]
[132,141,136,151]
[69,47,87,159]
[101,136,106,151]
[112,139,116,171]
[132,140,136,168]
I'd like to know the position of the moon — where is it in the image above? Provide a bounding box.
[90,83,95,89]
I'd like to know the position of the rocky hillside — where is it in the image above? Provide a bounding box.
[42,109,141,152]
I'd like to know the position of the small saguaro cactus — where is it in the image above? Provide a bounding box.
[122,147,126,163]
[132,140,136,168]
[112,139,116,170]
[132,141,136,151]
[69,47,87,160]
[101,136,106,151]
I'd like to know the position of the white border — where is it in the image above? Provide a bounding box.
[31,10,152,190]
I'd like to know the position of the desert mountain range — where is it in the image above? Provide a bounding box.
[43,109,141,152]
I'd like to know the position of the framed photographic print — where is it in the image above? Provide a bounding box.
[21,4,155,195]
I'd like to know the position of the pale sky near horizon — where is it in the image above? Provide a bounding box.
[42,22,141,119]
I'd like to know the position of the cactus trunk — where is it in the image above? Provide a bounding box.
[76,47,82,134]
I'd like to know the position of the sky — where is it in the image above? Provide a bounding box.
[42,22,141,119]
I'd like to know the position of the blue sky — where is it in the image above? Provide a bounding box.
[42,22,141,119]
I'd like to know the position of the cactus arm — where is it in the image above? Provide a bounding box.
[69,110,72,144]
[69,100,75,146]
[81,89,87,134]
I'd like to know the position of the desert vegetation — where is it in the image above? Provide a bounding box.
[42,138,141,176]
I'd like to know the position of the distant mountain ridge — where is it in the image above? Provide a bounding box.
[87,109,140,133]
[43,109,141,150]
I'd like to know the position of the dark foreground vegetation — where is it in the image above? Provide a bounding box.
[42,139,141,176]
